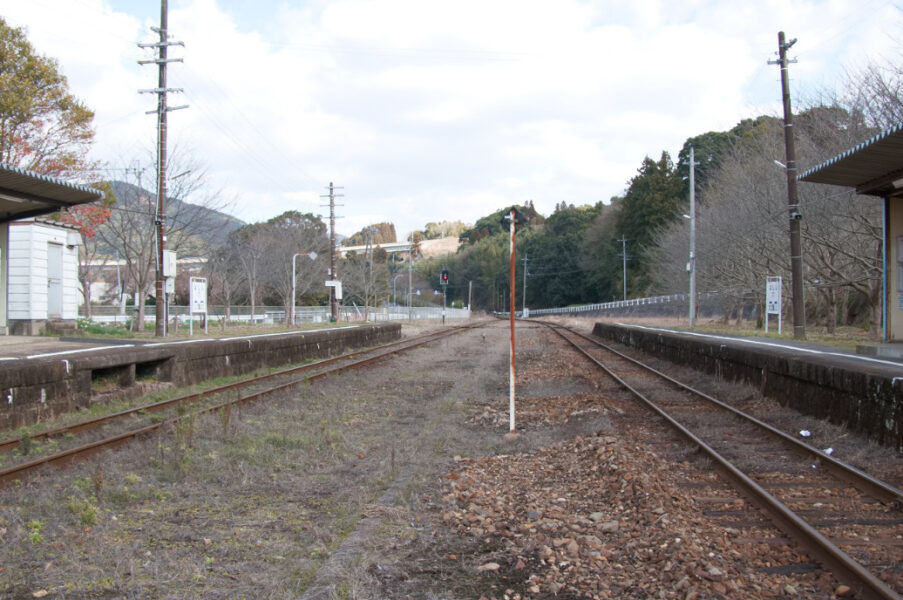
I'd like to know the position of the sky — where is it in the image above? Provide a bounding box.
[3,0,902,239]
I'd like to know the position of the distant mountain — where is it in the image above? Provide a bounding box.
[107,180,245,251]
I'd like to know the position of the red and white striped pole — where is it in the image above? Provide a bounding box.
[507,209,517,434]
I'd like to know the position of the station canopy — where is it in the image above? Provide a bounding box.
[0,164,103,223]
[798,122,903,198]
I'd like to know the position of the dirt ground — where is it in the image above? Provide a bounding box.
[0,317,896,599]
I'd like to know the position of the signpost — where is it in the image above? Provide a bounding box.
[765,276,782,334]
[189,276,208,335]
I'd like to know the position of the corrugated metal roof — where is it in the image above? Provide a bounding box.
[0,163,104,223]
[798,123,903,197]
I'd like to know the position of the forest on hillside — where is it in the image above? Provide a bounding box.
[426,62,901,336]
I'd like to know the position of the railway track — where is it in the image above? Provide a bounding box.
[0,324,473,486]
[543,321,903,600]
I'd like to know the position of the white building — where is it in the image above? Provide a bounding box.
[0,164,103,335]
[7,219,82,334]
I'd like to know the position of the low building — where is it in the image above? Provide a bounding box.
[8,219,82,334]
[799,122,903,342]
[0,164,103,334]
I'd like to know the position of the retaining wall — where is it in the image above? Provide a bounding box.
[0,324,400,430]
[592,323,903,451]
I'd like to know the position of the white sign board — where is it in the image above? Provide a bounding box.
[163,250,177,277]
[190,277,207,313]
[325,280,343,300]
[189,277,208,335]
[765,276,782,334]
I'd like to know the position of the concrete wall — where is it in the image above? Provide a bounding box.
[592,322,903,451]
[0,323,400,430]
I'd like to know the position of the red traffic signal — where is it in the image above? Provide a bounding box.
[440,269,449,284]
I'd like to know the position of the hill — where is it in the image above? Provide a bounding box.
[107,180,245,252]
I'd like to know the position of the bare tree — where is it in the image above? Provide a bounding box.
[96,149,231,330]
[227,223,270,324]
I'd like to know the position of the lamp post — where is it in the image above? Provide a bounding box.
[392,273,403,306]
[688,146,697,327]
[291,251,317,326]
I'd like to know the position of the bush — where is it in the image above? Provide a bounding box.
[76,318,133,338]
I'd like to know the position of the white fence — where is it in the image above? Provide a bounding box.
[525,294,690,316]
[81,304,471,326]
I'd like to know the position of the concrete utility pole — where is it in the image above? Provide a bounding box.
[505,209,518,434]
[770,31,806,340]
[138,0,186,337]
[619,236,628,301]
[321,182,343,322]
[689,146,698,328]
[408,232,413,322]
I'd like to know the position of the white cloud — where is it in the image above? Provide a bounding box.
[3,0,901,238]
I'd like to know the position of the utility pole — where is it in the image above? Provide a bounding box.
[321,182,343,322]
[505,209,518,435]
[688,146,698,328]
[769,31,806,340]
[408,232,413,322]
[139,0,186,337]
[619,236,628,301]
[521,253,529,316]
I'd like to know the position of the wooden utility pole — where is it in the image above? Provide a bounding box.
[139,0,185,336]
[770,31,806,339]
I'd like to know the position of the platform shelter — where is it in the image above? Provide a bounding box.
[799,123,903,342]
[0,164,103,334]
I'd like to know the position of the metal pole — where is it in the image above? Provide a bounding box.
[689,146,697,328]
[507,209,516,434]
[522,253,528,316]
[408,234,413,322]
[620,236,628,301]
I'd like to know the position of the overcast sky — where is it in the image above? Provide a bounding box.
[4,0,901,238]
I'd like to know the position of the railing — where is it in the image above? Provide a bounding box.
[525,293,690,316]
[80,305,471,325]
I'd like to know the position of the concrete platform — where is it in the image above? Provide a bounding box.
[592,322,903,451]
[0,324,401,430]
[0,335,121,360]
[856,342,903,361]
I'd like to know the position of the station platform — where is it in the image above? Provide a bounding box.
[0,335,124,360]
[614,324,903,374]
[0,324,401,430]
[591,322,903,450]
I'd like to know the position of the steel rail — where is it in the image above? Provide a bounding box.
[0,324,473,486]
[547,323,901,600]
[0,326,468,454]
[558,325,903,506]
